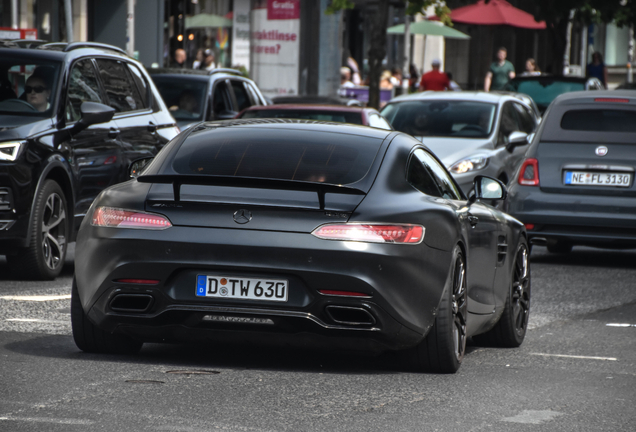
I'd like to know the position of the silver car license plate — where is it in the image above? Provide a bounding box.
[196,275,288,302]
[564,171,632,187]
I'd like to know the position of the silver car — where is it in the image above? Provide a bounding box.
[381,91,538,193]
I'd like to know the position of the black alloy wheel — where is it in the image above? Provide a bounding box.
[474,240,531,347]
[8,180,68,280]
[406,245,467,373]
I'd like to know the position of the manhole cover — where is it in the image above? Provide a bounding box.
[165,370,220,375]
[125,379,164,384]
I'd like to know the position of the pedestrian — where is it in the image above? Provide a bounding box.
[201,49,216,71]
[418,59,450,91]
[347,56,362,85]
[587,52,608,89]
[484,47,515,91]
[390,67,403,87]
[521,58,541,76]
[192,48,204,70]
[409,63,419,92]
[172,48,187,68]
[380,70,394,89]
[340,67,355,88]
[446,72,461,91]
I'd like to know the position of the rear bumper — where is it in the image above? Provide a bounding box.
[507,185,636,247]
[75,223,452,352]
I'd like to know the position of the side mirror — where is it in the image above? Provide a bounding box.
[215,110,239,120]
[472,176,507,201]
[129,157,154,178]
[506,131,529,152]
[71,102,115,134]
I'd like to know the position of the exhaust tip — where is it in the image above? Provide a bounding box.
[325,305,376,326]
[530,237,547,246]
[110,294,154,313]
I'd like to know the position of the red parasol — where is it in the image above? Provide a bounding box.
[430,0,546,29]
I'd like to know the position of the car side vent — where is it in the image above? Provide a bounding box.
[497,235,507,265]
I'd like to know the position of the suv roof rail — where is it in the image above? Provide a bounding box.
[208,68,243,76]
[63,42,128,55]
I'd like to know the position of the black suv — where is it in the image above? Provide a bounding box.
[148,68,268,131]
[0,41,179,279]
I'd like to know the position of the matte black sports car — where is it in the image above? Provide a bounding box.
[72,120,530,373]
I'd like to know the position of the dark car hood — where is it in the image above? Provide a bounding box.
[0,115,55,140]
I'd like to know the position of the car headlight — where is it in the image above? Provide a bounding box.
[449,157,488,174]
[0,142,22,161]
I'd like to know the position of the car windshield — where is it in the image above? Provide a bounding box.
[240,109,363,125]
[506,79,585,110]
[0,58,62,116]
[381,100,496,138]
[171,127,383,186]
[152,77,207,122]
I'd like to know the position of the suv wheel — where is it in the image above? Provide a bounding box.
[9,180,68,280]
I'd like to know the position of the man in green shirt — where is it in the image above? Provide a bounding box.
[484,47,515,91]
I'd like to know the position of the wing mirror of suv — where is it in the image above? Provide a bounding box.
[72,102,116,134]
[129,157,154,179]
[215,110,239,120]
[471,176,507,202]
[505,131,529,152]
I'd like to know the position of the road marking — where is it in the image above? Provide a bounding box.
[0,294,71,301]
[606,323,636,328]
[0,416,93,425]
[531,353,617,361]
[5,318,68,324]
[502,410,563,424]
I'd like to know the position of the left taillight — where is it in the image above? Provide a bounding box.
[312,223,424,244]
[91,206,172,230]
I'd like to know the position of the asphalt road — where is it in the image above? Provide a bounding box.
[1,245,635,431]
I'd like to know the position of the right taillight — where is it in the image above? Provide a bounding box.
[518,158,539,186]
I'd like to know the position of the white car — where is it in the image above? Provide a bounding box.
[381,91,538,193]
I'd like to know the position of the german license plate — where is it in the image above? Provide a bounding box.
[196,275,288,302]
[564,171,632,187]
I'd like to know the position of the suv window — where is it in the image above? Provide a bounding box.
[95,59,144,113]
[230,80,251,112]
[0,58,61,116]
[66,59,104,122]
[127,63,149,108]
[212,80,233,116]
[408,149,461,200]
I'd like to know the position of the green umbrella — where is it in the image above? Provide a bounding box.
[185,14,233,29]
[387,20,470,39]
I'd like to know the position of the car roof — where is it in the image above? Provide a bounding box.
[551,89,636,104]
[388,91,512,104]
[0,41,137,64]
[243,104,368,113]
[510,74,589,83]
[189,118,393,138]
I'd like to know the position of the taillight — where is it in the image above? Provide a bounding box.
[594,98,629,103]
[91,206,172,230]
[312,223,424,244]
[525,223,535,230]
[518,158,539,186]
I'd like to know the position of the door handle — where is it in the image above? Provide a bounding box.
[468,215,479,226]
[108,128,120,139]
[148,122,157,133]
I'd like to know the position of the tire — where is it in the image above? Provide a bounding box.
[473,240,531,347]
[8,180,68,280]
[546,240,572,254]
[71,278,143,354]
[404,246,467,373]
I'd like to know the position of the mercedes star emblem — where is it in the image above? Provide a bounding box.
[233,209,252,224]
[595,146,608,156]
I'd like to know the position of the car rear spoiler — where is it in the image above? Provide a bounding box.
[136,175,366,210]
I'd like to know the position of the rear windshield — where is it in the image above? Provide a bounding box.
[0,58,62,116]
[561,109,636,132]
[153,76,207,122]
[171,127,383,186]
[240,109,363,125]
[381,100,496,138]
